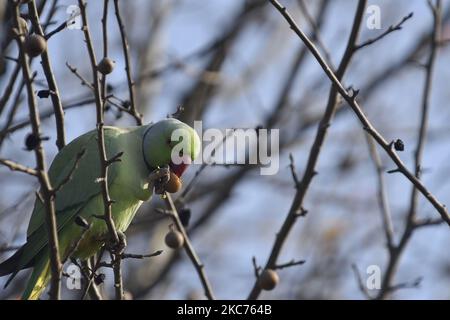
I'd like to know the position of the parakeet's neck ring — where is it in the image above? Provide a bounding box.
[142,124,154,173]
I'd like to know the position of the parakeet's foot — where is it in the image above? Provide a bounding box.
[107,231,127,255]
[149,166,183,194]
[148,166,170,194]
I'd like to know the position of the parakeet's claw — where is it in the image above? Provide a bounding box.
[108,231,127,255]
[148,166,170,183]
[148,166,170,195]
[116,231,127,254]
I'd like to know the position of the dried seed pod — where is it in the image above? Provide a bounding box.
[394,139,404,151]
[164,172,182,193]
[94,273,105,285]
[24,133,49,151]
[258,269,279,291]
[97,58,115,75]
[24,34,47,57]
[164,230,184,249]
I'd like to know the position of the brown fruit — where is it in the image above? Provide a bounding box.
[24,34,47,57]
[165,230,184,249]
[97,58,115,75]
[258,269,279,291]
[164,172,182,193]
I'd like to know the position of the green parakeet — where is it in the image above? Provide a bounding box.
[0,118,201,299]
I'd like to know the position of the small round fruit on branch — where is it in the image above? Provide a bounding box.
[164,172,182,193]
[258,269,279,291]
[165,230,184,249]
[97,57,115,75]
[24,34,47,57]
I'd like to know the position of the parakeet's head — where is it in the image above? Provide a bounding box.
[142,119,201,178]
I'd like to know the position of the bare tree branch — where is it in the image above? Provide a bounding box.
[78,0,124,300]
[376,0,443,300]
[12,1,62,300]
[354,12,414,51]
[366,135,394,249]
[113,0,142,125]
[269,0,450,226]
[27,0,66,150]
[247,0,368,300]
[164,193,215,300]
[0,158,38,176]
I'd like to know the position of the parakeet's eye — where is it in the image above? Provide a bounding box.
[167,137,181,148]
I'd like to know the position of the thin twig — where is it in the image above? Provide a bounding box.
[113,0,142,125]
[366,135,394,249]
[414,217,444,228]
[100,0,109,114]
[164,193,215,300]
[252,257,261,278]
[44,20,70,40]
[351,264,372,299]
[387,277,422,293]
[288,153,300,188]
[354,12,414,51]
[65,62,93,89]
[273,259,305,270]
[0,158,38,176]
[80,247,106,300]
[121,250,163,260]
[296,0,332,65]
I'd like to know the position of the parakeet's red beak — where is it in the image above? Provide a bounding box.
[169,155,191,177]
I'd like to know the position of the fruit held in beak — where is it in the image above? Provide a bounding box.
[164,171,182,193]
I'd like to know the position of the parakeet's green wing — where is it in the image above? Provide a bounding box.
[27,127,126,237]
[12,127,125,274]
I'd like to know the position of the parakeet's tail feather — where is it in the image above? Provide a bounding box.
[0,246,23,276]
[22,256,50,300]
[0,244,38,289]
[0,246,26,288]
